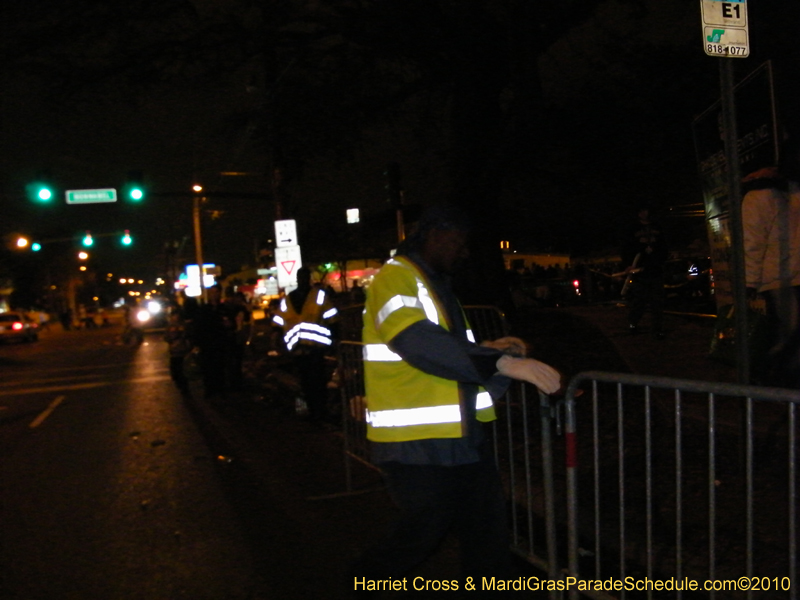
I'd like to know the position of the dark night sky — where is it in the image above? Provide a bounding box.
[2,0,799,286]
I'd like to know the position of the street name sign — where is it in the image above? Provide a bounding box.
[701,0,749,57]
[66,188,118,204]
[275,245,302,289]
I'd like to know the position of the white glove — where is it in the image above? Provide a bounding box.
[480,336,527,357]
[496,355,562,395]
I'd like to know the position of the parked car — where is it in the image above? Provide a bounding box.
[0,312,39,343]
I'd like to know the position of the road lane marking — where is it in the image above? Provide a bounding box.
[0,367,172,389]
[0,375,172,397]
[0,382,107,397]
[29,395,65,428]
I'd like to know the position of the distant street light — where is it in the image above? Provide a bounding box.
[16,237,29,248]
[78,251,89,260]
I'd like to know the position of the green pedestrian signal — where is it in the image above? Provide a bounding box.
[121,230,133,246]
[82,231,94,247]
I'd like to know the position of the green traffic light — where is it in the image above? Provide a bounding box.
[38,187,52,201]
[129,188,144,201]
[32,242,42,252]
[122,231,132,245]
[82,232,93,247]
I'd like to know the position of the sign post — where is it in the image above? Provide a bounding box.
[699,0,752,383]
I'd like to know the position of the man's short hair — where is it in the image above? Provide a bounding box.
[396,202,473,256]
[417,203,474,234]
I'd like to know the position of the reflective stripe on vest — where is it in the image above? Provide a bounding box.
[322,307,338,320]
[366,404,461,428]
[285,322,332,350]
[316,289,326,305]
[363,343,402,361]
[366,393,493,428]
[272,315,285,327]
[466,329,475,343]
[375,259,439,327]
[376,295,422,328]
[416,280,439,324]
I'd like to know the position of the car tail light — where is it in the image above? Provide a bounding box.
[12,322,23,331]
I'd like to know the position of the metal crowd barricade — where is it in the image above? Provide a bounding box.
[562,371,799,600]
[337,305,564,592]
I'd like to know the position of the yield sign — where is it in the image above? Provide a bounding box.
[281,260,297,275]
[275,245,302,289]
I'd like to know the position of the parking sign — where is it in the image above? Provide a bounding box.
[701,0,749,57]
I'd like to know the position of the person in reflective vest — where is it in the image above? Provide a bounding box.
[353,203,561,583]
[273,266,338,420]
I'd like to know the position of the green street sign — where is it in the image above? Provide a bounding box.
[65,188,118,204]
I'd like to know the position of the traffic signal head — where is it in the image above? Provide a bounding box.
[26,170,55,203]
[82,231,93,247]
[26,182,54,202]
[121,230,133,246]
[125,170,145,201]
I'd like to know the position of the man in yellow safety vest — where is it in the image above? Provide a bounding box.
[353,203,561,586]
[273,266,338,420]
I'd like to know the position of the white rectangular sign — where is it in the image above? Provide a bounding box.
[274,219,298,248]
[701,0,749,57]
[275,245,302,289]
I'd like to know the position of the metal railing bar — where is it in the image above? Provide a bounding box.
[708,392,717,600]
[617,382,626,597]
[675,388,684,600]
[593,380,602,578]
[646,385,654,600]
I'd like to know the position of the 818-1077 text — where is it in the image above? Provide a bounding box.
[707,44,747,56]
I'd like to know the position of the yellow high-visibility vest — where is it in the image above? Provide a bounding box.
[273,286,338,351]
[363,256,495,442]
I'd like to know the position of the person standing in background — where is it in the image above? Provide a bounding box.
[273,267,338,421]
[742,137,800,388]
[621,205,669,339]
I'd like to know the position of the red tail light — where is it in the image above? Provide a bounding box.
[12,322,23,331]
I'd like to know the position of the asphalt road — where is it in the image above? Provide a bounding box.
[0,305,751,599]
[0,326,260,600]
